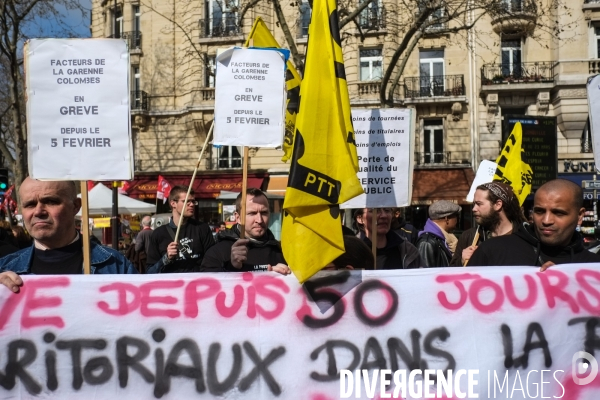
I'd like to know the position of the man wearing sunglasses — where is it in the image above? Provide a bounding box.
[146,185,215,273]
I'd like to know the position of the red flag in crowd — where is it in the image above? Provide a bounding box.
[156,175,172,203]
[118,180,132,195]
[1,185,18,215]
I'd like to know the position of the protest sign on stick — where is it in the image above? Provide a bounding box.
[341,108,413,209]
[25,39,133,180]
[587,74,600,169]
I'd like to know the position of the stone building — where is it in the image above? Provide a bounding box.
[90,0,595,229]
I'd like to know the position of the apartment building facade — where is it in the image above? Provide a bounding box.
[90,0,595,225]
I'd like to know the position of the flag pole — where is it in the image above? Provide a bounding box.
[239,147,249,239]
[80,181,91,274]
[174,122,214,243]
[371,208,377,268]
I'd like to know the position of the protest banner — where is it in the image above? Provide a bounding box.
[342,109,413,209]
[25,39,133,180]
[0,266,598,399]
[213,47,286,147]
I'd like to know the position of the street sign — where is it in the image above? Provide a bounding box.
[582,180,600,190]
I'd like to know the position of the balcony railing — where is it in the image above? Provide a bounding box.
[358,7,386,31]
[415,152,452,165]
[357,81,381,96]
[404,75,465,98]
[201,88,215,101]
[131,90,148,111]
[121,31,142,49]
[199,17,242,38]
[490,0,537,15]
[212,156,242,169]
[481,62,554,85]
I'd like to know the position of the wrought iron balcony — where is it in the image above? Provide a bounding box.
[481,62,554,85]
[121,31,142,49]
[358,7,386,31]
[199,17,242,38]
[415,151,452,165]
[131,90,148,111]
[404,75,465,99]
[212,156,242,170]
[489,0,537,34]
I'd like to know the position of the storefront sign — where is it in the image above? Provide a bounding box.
[503,116,557,189]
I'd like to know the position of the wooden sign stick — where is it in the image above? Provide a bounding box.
[174,123,214,243]
[80,181,91,274]
[239,147,249,239]
[463,230,480,267]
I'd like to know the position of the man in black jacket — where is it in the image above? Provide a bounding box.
[468,179,600,267]
[200,188,290,275]
[146,186,215,273]
[416,200,462,267]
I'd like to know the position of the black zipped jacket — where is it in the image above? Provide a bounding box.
[467,223,600,266]
[200,224,286,272]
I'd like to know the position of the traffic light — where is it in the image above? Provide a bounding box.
[0,168,8,193]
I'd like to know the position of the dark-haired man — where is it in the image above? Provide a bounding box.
[450,182,526,266]
[146,185,214,273]
[468,179,600,267]
[201,188,290,275]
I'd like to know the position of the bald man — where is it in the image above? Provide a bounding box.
[0,178,136,292]
[468,179,600,268]
[135,215,153,256]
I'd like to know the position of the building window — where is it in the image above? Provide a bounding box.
[132,67,141,92]
[113,6,123,38]
[595,26,600,58]
[359,49,383,81]
[358,0,383,30]
[132,67,143,109]
[205,54,216,87]
[205,0,238,37]
[217,146,242,169]
[299,0,311,37]
[501,0,522,12]
[419,50,444,96]
[423,119,444,164]
[133,5,141,32]
[501,39,522,77]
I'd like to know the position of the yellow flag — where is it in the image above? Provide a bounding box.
[244,17,301,162]
[494,122,533,205]
[281,0,363,282]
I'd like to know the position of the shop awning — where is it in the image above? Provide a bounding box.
[123,173,267,199]
[412,168,475,205]
[266,175,288,196]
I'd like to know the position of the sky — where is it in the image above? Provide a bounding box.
[23,0,93,40]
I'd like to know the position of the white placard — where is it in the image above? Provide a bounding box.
[213,48,286,147]
[25,39,133,180]
[341,108,413,209]
[466,160,498,202]
[587,74,600,170]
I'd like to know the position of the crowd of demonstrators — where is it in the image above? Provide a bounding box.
[416,200,461,268]
[467,179,600,267]
[0,221,19,257]
[146,186,215,273]
[201,188,290,275]
[451,182,526,266]
[354,207,423,269]
[1,178,599,292]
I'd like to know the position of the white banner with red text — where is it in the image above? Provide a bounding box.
[0,265,599,399]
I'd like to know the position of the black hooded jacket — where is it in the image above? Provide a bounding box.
[200,224,285,272]
[467,223,600,266]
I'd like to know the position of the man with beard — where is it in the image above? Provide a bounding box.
[450,181,526,266]
[467,179,600,267]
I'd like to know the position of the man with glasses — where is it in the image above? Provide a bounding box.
[147,185,215,273]
[354,207,423,269]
